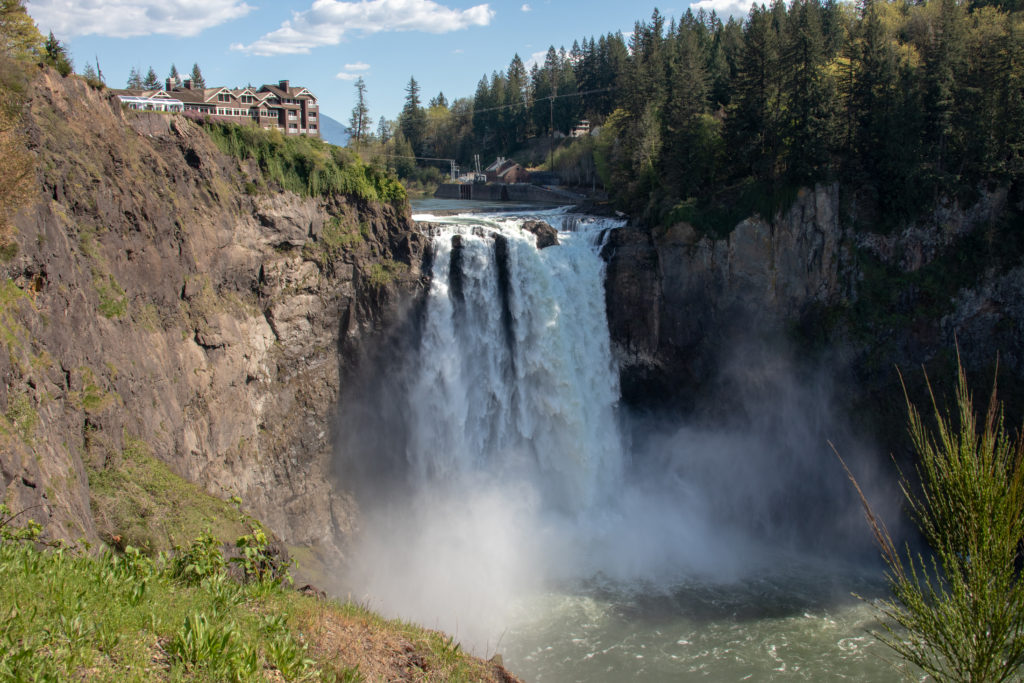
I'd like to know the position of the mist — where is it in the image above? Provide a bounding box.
[330,216,901,654]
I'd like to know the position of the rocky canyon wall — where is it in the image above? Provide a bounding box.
[603,183,1024,421]
[0,71,427,566]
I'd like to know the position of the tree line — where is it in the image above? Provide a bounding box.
[359,0,1024,225]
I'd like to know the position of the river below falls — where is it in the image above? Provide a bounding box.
[500,565,904,682]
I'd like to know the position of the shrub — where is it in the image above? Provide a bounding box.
[169,531,226,585]
[844,359,1024,682]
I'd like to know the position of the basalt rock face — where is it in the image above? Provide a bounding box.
[604,185,851,409]
[0,71,427,564]
[603,183,1024,415]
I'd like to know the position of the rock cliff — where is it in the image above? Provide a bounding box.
[0,71,428,566]
[603,183,1024,419]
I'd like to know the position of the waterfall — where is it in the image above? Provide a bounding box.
[406,211,626,513]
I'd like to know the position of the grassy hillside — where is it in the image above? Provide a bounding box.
[0,501,517,682]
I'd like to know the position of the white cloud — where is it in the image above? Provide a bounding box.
[25,0,253,38]
[234,0,495,56]
[345,61,371,71]
[524,49,546,70]
[690,0,751,19]
[520,3,530,11]
[336,72,361,80]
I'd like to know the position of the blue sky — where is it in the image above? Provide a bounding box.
[25,0,746,124]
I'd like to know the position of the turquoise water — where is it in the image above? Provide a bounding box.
[501,564,909,682]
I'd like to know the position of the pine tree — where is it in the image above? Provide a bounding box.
[504,54,529,146]
[399,76,426,154]
[142,66,159,90]
[42,31,72,76]
[728,4,783,181]
[168,63,179,87]
[428,92,449,109]
[190,63,205,88]
[376,116,391,144]
[782,0,838,184]
[663,24,712,196]
[126,66,144,90]
[348,76,369,150]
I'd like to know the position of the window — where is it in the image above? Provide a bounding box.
[308,112,317,119]
[310,125,317,130]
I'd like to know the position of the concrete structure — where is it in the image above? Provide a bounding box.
[435,183,583,204]
[114,78,320,137]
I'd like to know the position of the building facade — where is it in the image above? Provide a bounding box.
[114,79,320,138]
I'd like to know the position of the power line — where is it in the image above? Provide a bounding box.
[468,87,615,116]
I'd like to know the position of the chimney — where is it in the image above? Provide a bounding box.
[183,78,192,90]
[165,78,173,91]
[279,79,289,91]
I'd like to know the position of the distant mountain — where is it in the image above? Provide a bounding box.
[319,114,350,148]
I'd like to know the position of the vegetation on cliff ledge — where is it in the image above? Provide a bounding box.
[202,121,406,205]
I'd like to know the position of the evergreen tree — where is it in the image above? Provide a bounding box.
[662,24,712,196]
[168,63,179,87]
[399,76,427,155]
[189,63,205,88]
[42,31,71,76]
[126,66,143,90]
[728,4,783,181]
[921,0,967,193]
[428,91,449,109]
[142,66,159,90]
[348,76,369,149]
[376,116,391,144]
[504,54,530,146]
[782,0,838,184]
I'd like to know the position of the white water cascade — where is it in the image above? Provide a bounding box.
[406,210,626,512]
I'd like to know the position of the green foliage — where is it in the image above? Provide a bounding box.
[367,259,407,287]
[86,434,250,554]
[230,497,294,587]
[0,506,495,681]
[0,502,41,543]
[846,360,1024,681]
[265,631,314,681]
[41,31,71,77]
[167,612,261,681]
[93,270,127,318]
[201,121,405,203]
[169,531,226,585]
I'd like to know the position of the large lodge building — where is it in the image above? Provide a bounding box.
[115,78,320,138]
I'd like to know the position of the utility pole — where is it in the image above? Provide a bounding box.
[549,83,557,171]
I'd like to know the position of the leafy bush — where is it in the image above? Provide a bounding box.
[169,531,226,585]
[230,497,294,587]
[845,360,1024,682]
